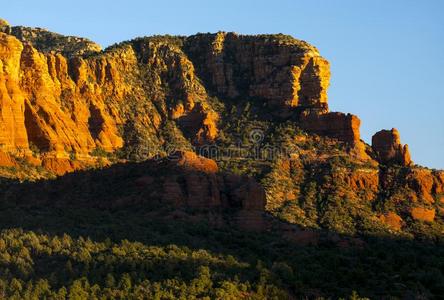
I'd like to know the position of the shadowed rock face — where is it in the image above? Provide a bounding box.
[0,150,266,230]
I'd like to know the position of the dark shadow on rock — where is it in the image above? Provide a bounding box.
[0,156,443,298]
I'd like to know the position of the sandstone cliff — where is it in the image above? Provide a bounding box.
[0,19,442,236]
[0,21,337,175]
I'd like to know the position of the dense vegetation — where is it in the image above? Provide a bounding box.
[0,206,443,299]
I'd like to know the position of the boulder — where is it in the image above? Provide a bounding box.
[406,168,436,204]
[169,150,218,173]
[410,207,435,222]
[379,212,403,231]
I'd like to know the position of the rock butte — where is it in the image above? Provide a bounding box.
[0,20,415,171]
[0,19,443,231]
[410,207,436,223]
[0,22,356,174]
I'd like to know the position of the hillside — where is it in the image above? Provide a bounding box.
[0,19,443,298]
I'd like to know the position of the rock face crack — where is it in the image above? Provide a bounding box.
[88,104,104,141]
[24,101,51,152]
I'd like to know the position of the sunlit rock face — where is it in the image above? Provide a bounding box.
[0,22,337,174]
[299,111,370,160]
[184,32,330,117]
[0,19,442,234]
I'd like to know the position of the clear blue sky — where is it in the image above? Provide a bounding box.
[3,0,444,169]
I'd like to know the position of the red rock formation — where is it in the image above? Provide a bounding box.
[176,103,219,145]
[403,168,444,204]
[436,171,444,194]
[379,212,403,231]
[169,150,218,173]
[300,112,360,144]
[372,128,411,166]
[223,174,266,210]
[0,28,215,173]
[1,20,442,236]
[159,151,265,217]
[338,168,379,201]
[299,112,370,159]
[0,33,29,152]
[410,207,435,222]
[162,152,266,230]
[185,32,330,117]
[377,165,444,218]
[0,25,337,174]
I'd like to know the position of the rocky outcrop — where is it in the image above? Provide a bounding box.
[223,173,266,210]
[184,32,330,118]
[0,19,442,232]
[372,128,411,166]
[168,150,218,173]
[300,112,360,144]
[161,151,221,208]
[405,168,444,204]
[0,29,219,173]
[299,112,369,159]
[379,212,403,231]
[0,32,29,152]
[0,22,339,174]
[378,166,444,208]
[336,167,379,201]
[160,151,265,214]
[410,207,435,222]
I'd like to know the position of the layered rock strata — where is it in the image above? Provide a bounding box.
[0,23,337,174]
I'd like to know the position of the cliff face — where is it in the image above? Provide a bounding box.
[184,32,330,116]
[0,33,28,152]
[0,20,442,235]
[0,24,336,174]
